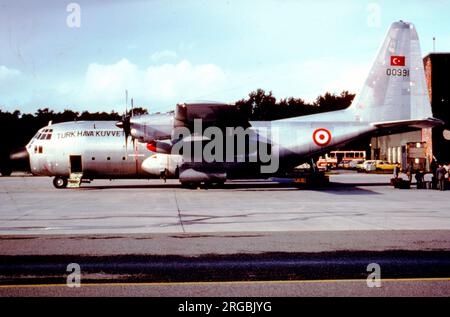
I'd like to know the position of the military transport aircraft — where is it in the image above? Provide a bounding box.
[11,21,442,189]
[115,21,442,187]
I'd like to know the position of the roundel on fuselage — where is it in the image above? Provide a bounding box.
[313,128,332,146]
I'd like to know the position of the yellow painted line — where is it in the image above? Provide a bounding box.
[1,277,450,289]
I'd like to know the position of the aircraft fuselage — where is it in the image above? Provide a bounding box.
[27,121,153,179]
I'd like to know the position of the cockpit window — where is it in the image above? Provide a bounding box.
[35,129,53,140]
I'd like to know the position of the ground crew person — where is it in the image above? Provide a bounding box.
[415,170,424,189]
[393,164,400,179]
[436,164,446,191]
[407,163,413,182]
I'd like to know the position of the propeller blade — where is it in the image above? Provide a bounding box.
[116,113,131,150]
[116,93,138,152]
[131,98,134,117]
[9,147,31,173]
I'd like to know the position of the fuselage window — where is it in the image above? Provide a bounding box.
[122,157,126,160]
[92,157,96,160]
[107,157,111,161]
[38,146,43,154]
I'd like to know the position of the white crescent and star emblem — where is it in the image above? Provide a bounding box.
[390,55,405,66]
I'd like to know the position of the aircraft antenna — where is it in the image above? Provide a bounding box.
[131,98,134,117]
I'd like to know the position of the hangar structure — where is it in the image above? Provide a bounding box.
[370,53,450,170]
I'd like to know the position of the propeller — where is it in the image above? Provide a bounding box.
[9,147,31,173]
[116,112,131,147]
[115,91,134,148]
[10,147,29,160]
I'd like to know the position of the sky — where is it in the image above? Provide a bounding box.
[1,0,450,114]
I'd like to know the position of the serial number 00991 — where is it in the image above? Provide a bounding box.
[386,68,409,77]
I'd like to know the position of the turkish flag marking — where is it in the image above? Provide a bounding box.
[391,56,406,66]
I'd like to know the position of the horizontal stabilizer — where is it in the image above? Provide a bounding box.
[372,117,443,129]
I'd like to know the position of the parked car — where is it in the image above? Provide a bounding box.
[338,160,352,169]
[365,161,377,172]
[358,160,376,172]
[349,159,365,169]
[375,160,396,171]
[356,160,367,171]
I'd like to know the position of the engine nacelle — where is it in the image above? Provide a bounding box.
[141,154,182,177]
[130,113,174,143]
[146,140,173,154]
[174,102,249,130]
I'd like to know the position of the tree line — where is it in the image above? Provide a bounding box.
[0,89,355,174]
[236,89,355,121]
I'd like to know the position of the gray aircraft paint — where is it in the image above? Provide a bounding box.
[27,121,153,178]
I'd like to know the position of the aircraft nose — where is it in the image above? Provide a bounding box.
[9,147,31,173]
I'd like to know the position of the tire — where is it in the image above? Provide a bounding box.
[0,169,12,176]
[206,181,225,188]
[53,176,68,189]
[180,182,191,188]
[180,182,200,189]
[215,181,225,188]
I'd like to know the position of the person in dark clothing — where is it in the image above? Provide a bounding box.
[430,159,437,175]
[436,165,447,191]
[415,170,424,189]
[393,164,400,179]
[407,163,414,182]
[430,159,438,189]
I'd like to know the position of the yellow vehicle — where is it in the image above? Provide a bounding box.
[375,160,396,171]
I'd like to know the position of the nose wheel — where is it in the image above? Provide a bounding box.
[53,176,68,189]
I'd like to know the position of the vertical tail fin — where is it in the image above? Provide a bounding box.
[349,21,437,126]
